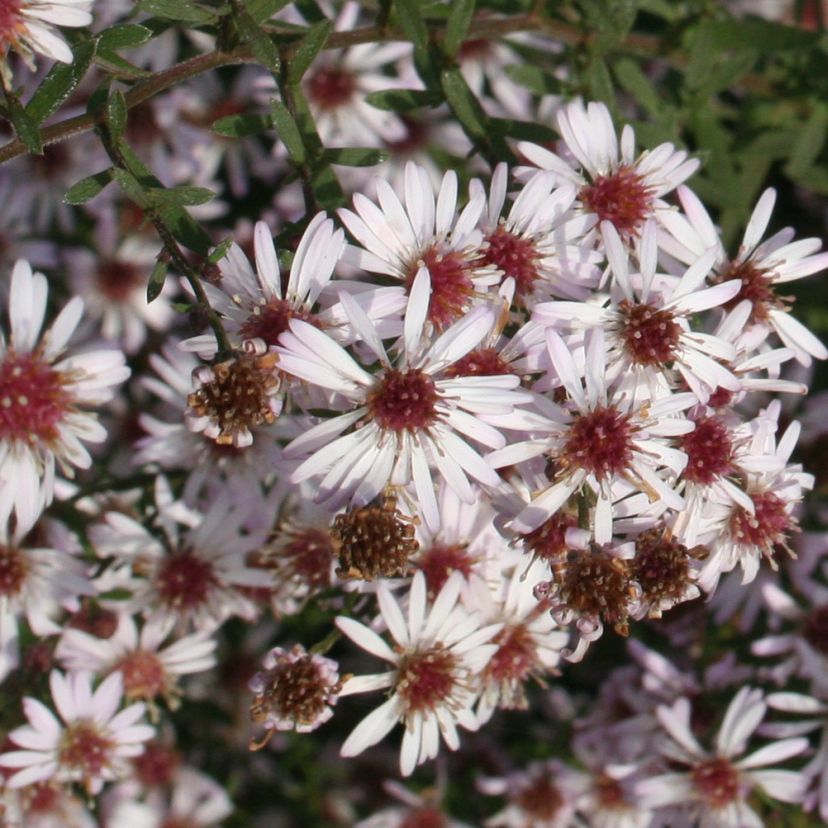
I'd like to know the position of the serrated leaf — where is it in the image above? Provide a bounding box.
[208,238,234,263]
[365,88,442,112]
[504,64,564,96]
[63,168,114,204]
[322,147,389,167]
[147,258,168,303]
[137,0,220,23]
[212,112,272,137]
[270,100,306,163]
[6,91,42,154]
[97,23,154,51]
[443,0,475,58]
[148,185,215,207]
[287,19,333,85]
[244,0,293,22]
[26,39,95,125]
[107,90,128,138]
[235,2,281,73]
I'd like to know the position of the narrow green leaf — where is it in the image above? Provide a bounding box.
[147,258,168,304]
[365,88,442,112]
[698,18,819,53]
[490,118,556,144]
[137,0,220,23]
[26,39,95,125]
[395,0,429,56]
[6,92,42,154]
[287,20,333,85]
[208,238,234,263]
[157,205,213,255]
[63,168,114,205]
[97,23,154,50]
[270,100,306,164]
[235,1,281,73]
[148,185,216,207]
[93,50,153,80]
[585,56,615,108]
[322,147,389,167]
[106,90,128,138]
[613,58,660,116]
[443,0,475,58]
[786,103,828,177]
[212,112,273,137]
[503,64,564,96]
[112,167,150,207]
[244,0,293,22]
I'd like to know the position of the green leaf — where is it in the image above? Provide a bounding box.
[26,39,95,125]
[613,58,660,116]
[395,0,429,57]
[786,103,828,178]
[93,50,153,79]
[287,20,333,85]
[148,185,215,207]
[490,118,557,144]
[208,238,234,263]
[270,100,306,164]
[364,88,442,112]
[697,18,819,53]
[112,167,150,207]
[235,1,281,73]
[322,147,389,166]
[63,168,114,204]
[504,64,564,96]
[97,23,154,51]
[106,90,128,139]
[443,0,475,58]
[137,0,221,24]
[584,56,615,108]
[147,258,168,304]
[212,112,273,137]
[5,91,42,154]
[244,0,293,22]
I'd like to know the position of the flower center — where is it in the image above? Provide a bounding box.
[97,260,144,302]
[482,226,541,300]
[416,542,475,596]
[523,511,578,562]
[0,0,25,46]
[155,551,218,611]
[264,526,335,593]
[115,650,167,701]
[444,347,513,378]
[803,605,828,656]
[618,300,682,366]
[729,491,793,554]
[0,543,26,597]
[186,349,280,445]
[717,259,782,324]
[485,624,538,701]
[306,66,357,110]
[385,116,429,155]
[69,601,119,638]
[580,166,654,238]
[515,775,564,819]
[367,368,438,433]
[238,299,318,348]
[0,350,73,446]
[595,775,628,810]
[133,741,181,787]
[563,405,635,479]
[400,809,448,828]
[331,496,418,580]
[691,757,740,808]
[408,246,475,329]
[58,721,113,781]
[397,646,459,714]
[680,415,734,485]
[632,528,697,612]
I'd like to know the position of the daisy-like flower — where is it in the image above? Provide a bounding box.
[533,220,742,403]
[488,327,694,539]
[339,161,501,329]
[248,644,342,747]
[0,670,155,795]
[355,780,474,828]
[0,259,129,532]
[55,613,217,704]
[518,99,699,243]
[636,687,809,827]
[0,517,94,683]
[277,271,534,531]
[0,0,93,85]
[0,781,95,828]
[335,571,502,776]
[660,185,828,365]
[471,163,601,307]
[89,477,265,632]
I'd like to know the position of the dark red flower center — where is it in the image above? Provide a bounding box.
[681,415,734,485]
[97,260,144,302]
[729,491,792,553]
[239,299,319,348]
[482,225,541,300]
[155,551,218,611]
[691,758,740,807]
[306,67,357,110]
[618,300,682,366]
[115,650,167,700]
[397,647,458,714]
[580,166,654,238]
[563,405,635,479]
[58,721,113,781]
[417,542,475,596]
[444,346,513,378]
[0,543,26,597]
[367,368,438,432]
[408,246,476,329]
[717,259,782,324]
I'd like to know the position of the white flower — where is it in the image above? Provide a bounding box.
[55,613,217,703]
[0,0,93,83]
[0,670,154,795]
[336,571,501,776]
[637,687,809,827]
[277,271,534,531]
[661,185,828,365]
[0,259,129,532]
[518,99,699,242]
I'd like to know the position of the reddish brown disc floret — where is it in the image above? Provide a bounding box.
[563,405,635,479]
[305,67,357,110]
[367,368,438,433]
[396,647,458,714]
[618,300,682,366]
[580,166,654,239]
[681,415,734,485]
